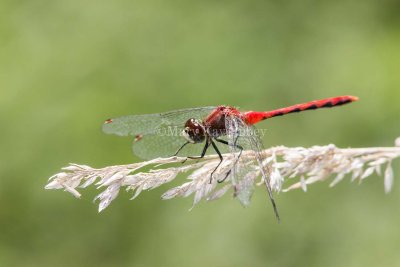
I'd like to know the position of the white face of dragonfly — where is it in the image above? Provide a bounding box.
[182,128,195,143]
[182,118,206,144]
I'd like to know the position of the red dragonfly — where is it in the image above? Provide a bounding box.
[103,95,358,220]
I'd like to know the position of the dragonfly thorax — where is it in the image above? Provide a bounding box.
[182,118,206,144]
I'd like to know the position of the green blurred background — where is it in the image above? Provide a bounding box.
[1,0,400,266]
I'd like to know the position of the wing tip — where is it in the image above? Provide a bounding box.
[134,134,143,142]
[102,118,122,135]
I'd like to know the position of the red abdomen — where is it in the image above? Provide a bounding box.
[244,95,358,125]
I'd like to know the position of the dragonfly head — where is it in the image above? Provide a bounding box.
[182,118,206,144]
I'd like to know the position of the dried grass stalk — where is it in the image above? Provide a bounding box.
[45,138,400,212]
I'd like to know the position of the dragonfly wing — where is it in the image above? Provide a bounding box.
[102,113,161,136]
[103,107,222,159]
[225,114,278,216]
[224,115,256,206]
[245,124,280,221]
[103,107,218,159]
[160,106,216,126]
[102,106,216,137]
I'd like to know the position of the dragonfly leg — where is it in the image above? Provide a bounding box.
[173,141,190,162]
[214,138,243,183]
[209,140,224,184]
[185,139,210,160]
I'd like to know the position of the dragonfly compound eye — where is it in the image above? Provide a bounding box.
[182,118,205,143]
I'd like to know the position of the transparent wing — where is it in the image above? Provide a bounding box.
[103,113,160,137]
[224,113,279,220]
[224,115,257,206]
[102,106,216,136]
[102,106,218,159]
[161,106,217,127]
[243,122,280,221]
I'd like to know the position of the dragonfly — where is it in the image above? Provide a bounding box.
[103,95,358,220]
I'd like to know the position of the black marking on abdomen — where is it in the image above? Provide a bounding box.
[339,99,352,105]
[321,101,334,107]
[305,104,318,110]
